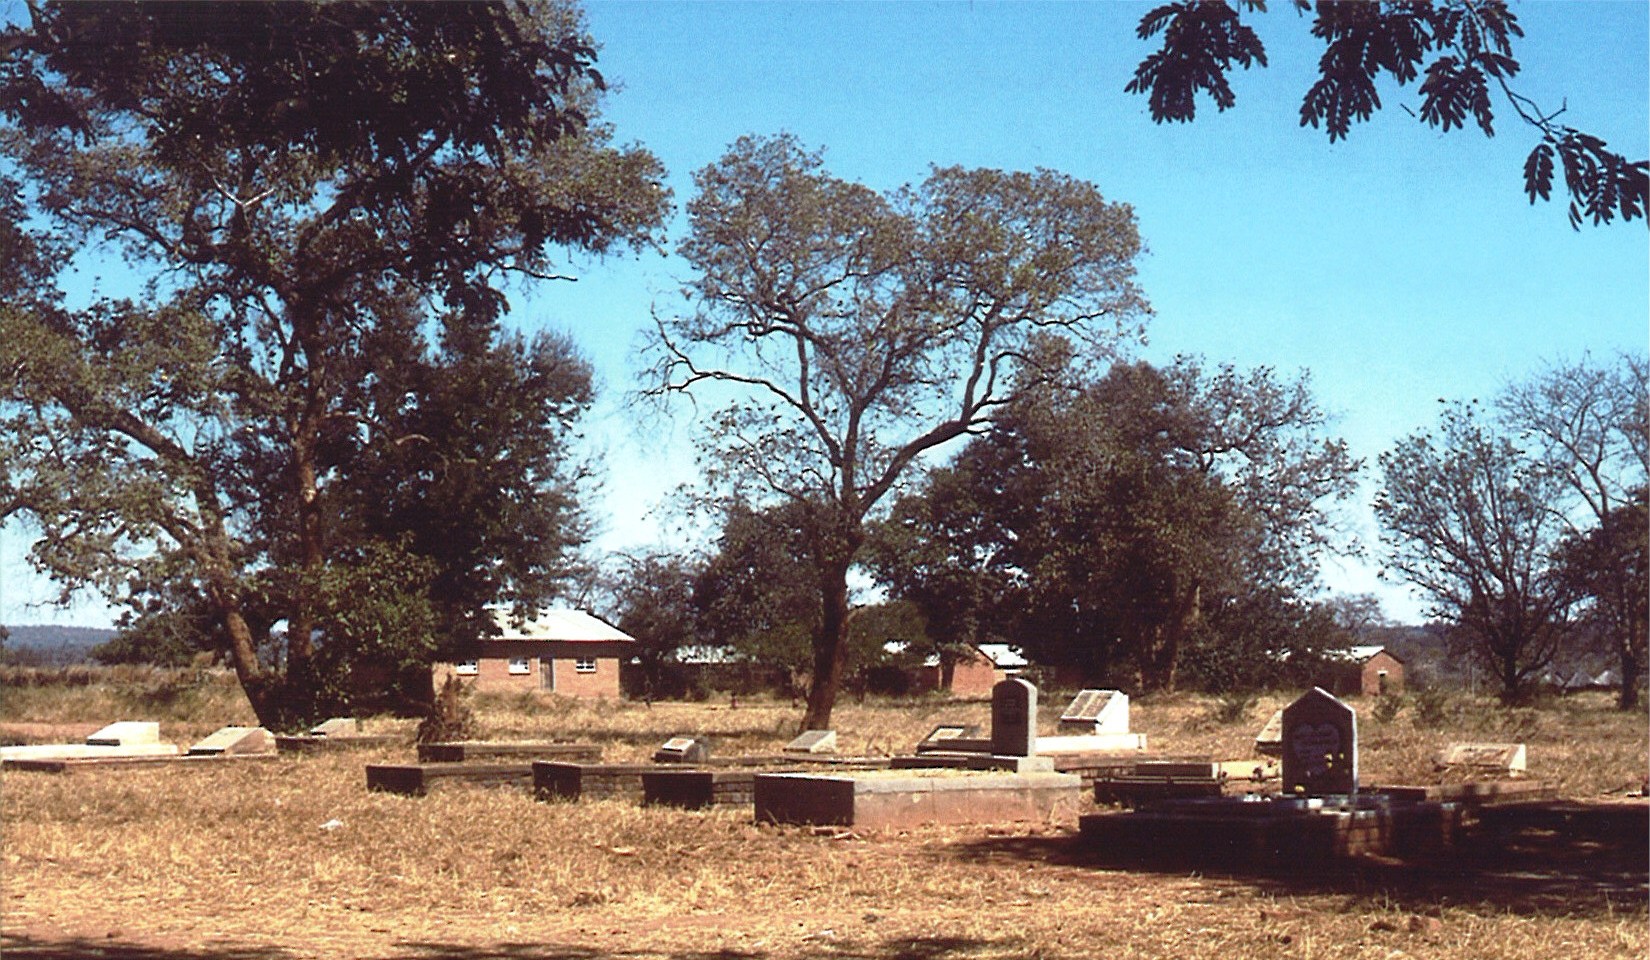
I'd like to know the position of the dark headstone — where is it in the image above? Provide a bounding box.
[1281,687,1357,796]
[990,678,1038,757]
[653,735,710,764]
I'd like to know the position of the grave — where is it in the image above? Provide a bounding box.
[416,740,601,763]
[1435,742,1527,776]
[535,761,658,802]
[991,677,1037,756]
[0,721,182,766]
[310,717,359,737]
[653,735,711,764]
[187,726,275,757]
[754,770,1082,829]
[1077,688,1548,868]
[784,730,838,755]
[367,762,536,796]
[913,724,987,755]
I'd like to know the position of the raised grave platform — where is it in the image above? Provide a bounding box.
[415,741,601,763]
[4,752,278,774]
[366,762,537,796]
[754,770,1082,830]
[534,761,657,802]
[275,733,400,754]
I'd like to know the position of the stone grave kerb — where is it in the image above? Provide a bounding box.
[1281,687,1358,797]
[990,677,1037,757]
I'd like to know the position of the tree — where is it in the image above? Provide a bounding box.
[1499,354,1649,707]
[879,356,1359,692]
[0,2,668,727]
[649,134,1147,728]
[606,552,701,700]
[1127,1,1647,229]
[1552,492,1648,708]
[1375,401,1570,699]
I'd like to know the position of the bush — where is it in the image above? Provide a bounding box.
[416,675,478,744]
[1371,693,1406,724]
[1413,686,1455,728]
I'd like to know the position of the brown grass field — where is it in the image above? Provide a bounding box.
[1,670,1645,959]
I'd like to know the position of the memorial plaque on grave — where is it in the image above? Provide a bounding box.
[1058,690,1128,734]
[990,678,1038,757]
[653,735,710,764]
[784,730,838,754]
[86,721,161,747]
[1281,687,1357,796]
[310,717,358,737]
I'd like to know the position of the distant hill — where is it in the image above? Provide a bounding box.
[0,624,117,665]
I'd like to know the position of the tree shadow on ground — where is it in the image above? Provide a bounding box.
[948,814,1649,918]
[0,934,1006,960]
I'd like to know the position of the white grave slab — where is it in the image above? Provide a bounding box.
[1058,690,1130,735]
[86,721,161,747]
[1035,732,1146,754]
[1,742,179,762]
[784,730,838,754]
[1435,742,1527,775]
[187,726,275,757]
[309,717,358,737]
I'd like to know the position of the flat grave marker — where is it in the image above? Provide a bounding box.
[653,735,710,764]
[310,717,358,737]
[1058,690,1129,734]
[784,730,838,755]
[1435,742,1527,775]
[86,721,161,747]
[187,726,274,757]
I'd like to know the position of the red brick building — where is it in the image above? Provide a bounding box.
[1322,645,1405,698]
[909,643,1028,697]
[434,609,634,699]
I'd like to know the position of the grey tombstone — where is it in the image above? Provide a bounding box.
[1436,742,1527,775]
[653,735,710,764]
[990,677,1038,757]
[86,721,162,747]
[784,730,838,755]
[1281,687,1357,796]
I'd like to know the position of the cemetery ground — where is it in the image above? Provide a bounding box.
[1,669,1645,960]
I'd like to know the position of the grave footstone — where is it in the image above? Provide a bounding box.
[310,717,358,737]
[1281,687,1357,797]
[653,735,710,764]
[86,721,161,747]
[1435,742,1527,775]
[187,726,275,757]
[990,678,1037,757]
[784,730,838,755]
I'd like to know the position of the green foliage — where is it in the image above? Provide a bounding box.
[416,674,479,745]
[1412,685,1457,729]
[0,1,667,727]
[1209,691,1257,725]
[879,354,1359,693]
[649,133,1147,727]
[1376,400,1570,700]
[1126,1,1646,228]
[1370,693,1406,724]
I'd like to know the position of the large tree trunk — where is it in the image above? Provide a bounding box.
[801,559,853,731]
[1136,583,1201,694]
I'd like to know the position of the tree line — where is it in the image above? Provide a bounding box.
[2,3,1642,730]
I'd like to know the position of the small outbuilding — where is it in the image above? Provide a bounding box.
[908,642,1029,697]
[435,609,634,699]
[1321,645,1405,697]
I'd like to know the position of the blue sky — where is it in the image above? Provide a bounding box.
[2,1,1646,628]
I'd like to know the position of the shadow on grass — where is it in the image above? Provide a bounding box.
[949,809,1649,918]
[0,934,1007,960]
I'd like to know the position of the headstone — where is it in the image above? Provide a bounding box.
[1058,689,1129,734]
[1255,708,1285,757]
[1280,687,1357,796]
[310,717,358,737]
[784,730,838,755]
[990,677,1037,757]
[85,721,161,747]
[187,726,275,757]
[1435,742,1527,775]
[652,735,710,764]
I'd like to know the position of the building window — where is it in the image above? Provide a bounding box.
[575,658,597,674]
[508,657,531,675]
[455,660,479,676]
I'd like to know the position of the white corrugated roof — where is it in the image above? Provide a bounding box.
[976,643,1027,668]
[490,608,635,643]
[1327,645,1390,663]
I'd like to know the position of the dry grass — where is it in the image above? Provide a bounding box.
[2,679,1644,959]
